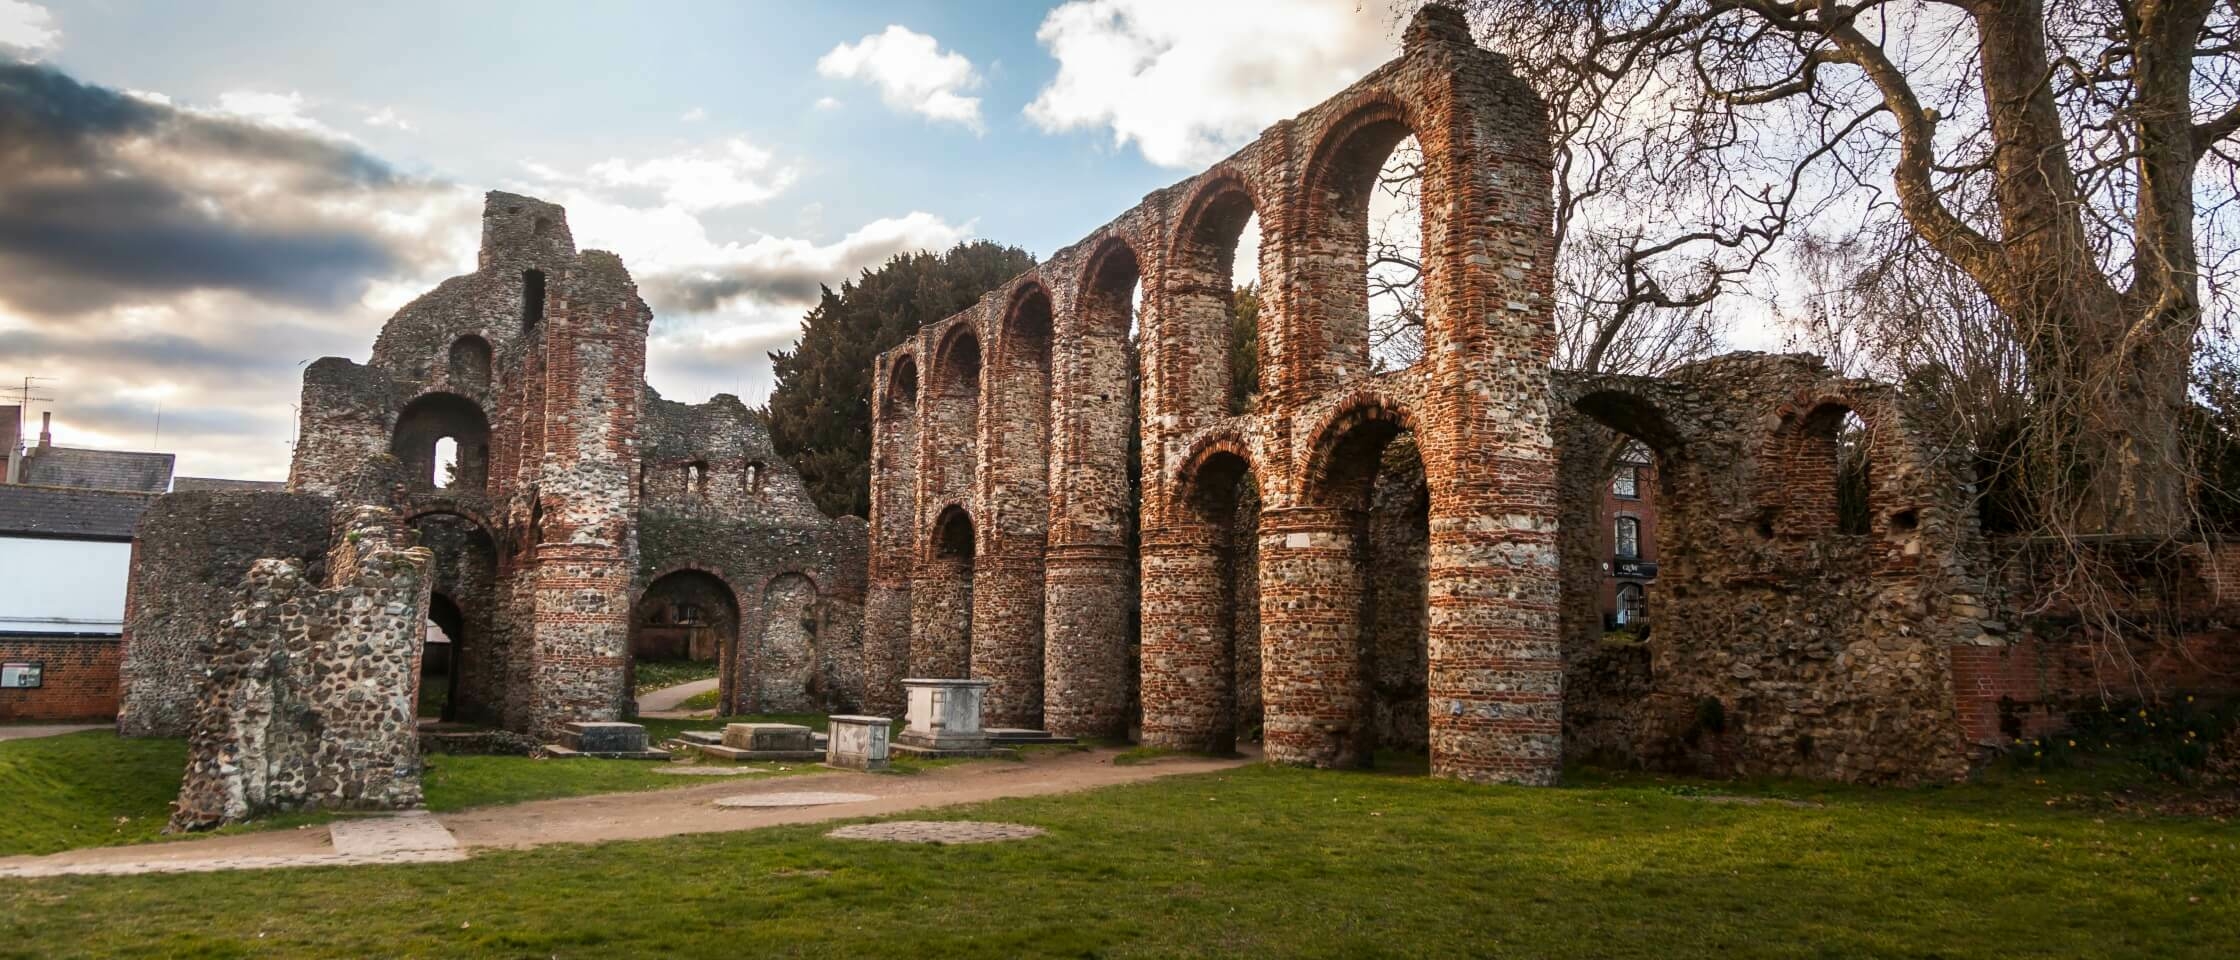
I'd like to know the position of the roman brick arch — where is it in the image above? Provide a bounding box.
[976,281,1056,726]
[1296,94,1433,387]
[1763,393,1879,539]
[928,324,983,505]
[911,503,976,679]
[1140,433,1264,752]
[1164,169,1265,421]
[447,335,493,390]
[1041,236,1146,737]
[866,6,1563,780]
[393,392,492,494]
[629,566,742,712]
[862,350,922,715]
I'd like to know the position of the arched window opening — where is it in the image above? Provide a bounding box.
[432,437,459,489]
[1569,391,1674,651]
[1367,134,1424,372]
[887,356,919,416]
[745,460,765,494]
[1175,182,1263,418]
[1310,110,1427,379]
[1182,450,1263,752]
[1773,403,1872,537]
[521,269,546,334]
[996,286,1055,545]
[936,506,976,559]
[392,393,490,494]
[447,336,492,388]
[1836,409,1872,535]
[532,216,551,238]
[689,460,709,499]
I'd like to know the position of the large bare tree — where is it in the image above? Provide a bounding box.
[1435,0,2240,536]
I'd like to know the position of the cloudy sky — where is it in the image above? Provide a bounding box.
[0,0,1409,480]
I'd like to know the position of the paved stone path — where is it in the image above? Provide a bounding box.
[827,821,1045,844]
[0,723,107,742]
[634,678,718,716]
[0,747,1246,878]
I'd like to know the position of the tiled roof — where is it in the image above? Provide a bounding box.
[18,446,175,494]
[0,485,158,540]
[172,476,286,492]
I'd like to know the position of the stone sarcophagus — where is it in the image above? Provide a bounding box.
[826,714,892,770]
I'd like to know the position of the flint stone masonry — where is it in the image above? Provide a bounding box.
[121,191,867,761]
[168,506,434,832]
[868,6,1564,783]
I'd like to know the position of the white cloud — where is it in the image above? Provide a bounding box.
[212,89,345,138]
[362,106,412,131]
[814,96,842,111]
[680,106,707,122]
[539,137,797,213]
[1026,0,1403,167]
[817,26,983,132]
[0,1,59,60]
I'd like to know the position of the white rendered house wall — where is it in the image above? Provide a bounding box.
[0,536,133,634]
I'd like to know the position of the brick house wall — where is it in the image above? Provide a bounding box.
[0,636,121,721]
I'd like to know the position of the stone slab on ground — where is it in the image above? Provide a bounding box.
[559,721,653,753]
[687,742,822,762]
[723,722,813,752]
[890,743,1016,760]
[652,765,767,776]
[986,728,1078,745]
[826,821,1045,844]
[327,810,461,856]
[542,744,673,761]
[712,791,877,809]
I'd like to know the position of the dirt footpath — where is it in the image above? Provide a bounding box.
[0,748,1246,878]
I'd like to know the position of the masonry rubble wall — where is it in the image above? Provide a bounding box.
[168,506,433,831]
[122,191,866,745]
[866,6,1563,783]
[117,491,334,737]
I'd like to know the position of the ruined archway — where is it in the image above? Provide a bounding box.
[446,335,492,390]
[911,504,976,679]
[1144,440,1263,754]
[1169,174,1264,417]
[754,572,821,713]
[1303,99,1431,379]
[407,511,500,725]
[976,283,1055,727]
[393,392,491,494]
[1283,398,1429,768]
[1043,238,1146,739]
[628,569,740,713]
[1765,401,1875,538]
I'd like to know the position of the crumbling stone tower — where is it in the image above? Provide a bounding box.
[285,195,648,739]
[866,7,1561,784]
[122,193,869,746]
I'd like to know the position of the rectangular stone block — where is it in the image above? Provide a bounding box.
[722,722,813,752]
[826,715,892,770]
[559,721,649,754]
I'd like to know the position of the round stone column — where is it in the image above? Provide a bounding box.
[1256,506,1371,769]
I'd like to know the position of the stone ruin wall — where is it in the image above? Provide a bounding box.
[636,390,870,715]
[169,506,432,831]
[868,7,1564,783]
[1554,354,1989,783]
[123,191,868,749]
[117,491,335,737]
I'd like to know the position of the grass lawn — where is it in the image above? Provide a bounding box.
[631,659,721,696]
[1,761,2234,958]
[0,716,837,858]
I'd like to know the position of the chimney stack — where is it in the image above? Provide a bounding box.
[38,411,52,449]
